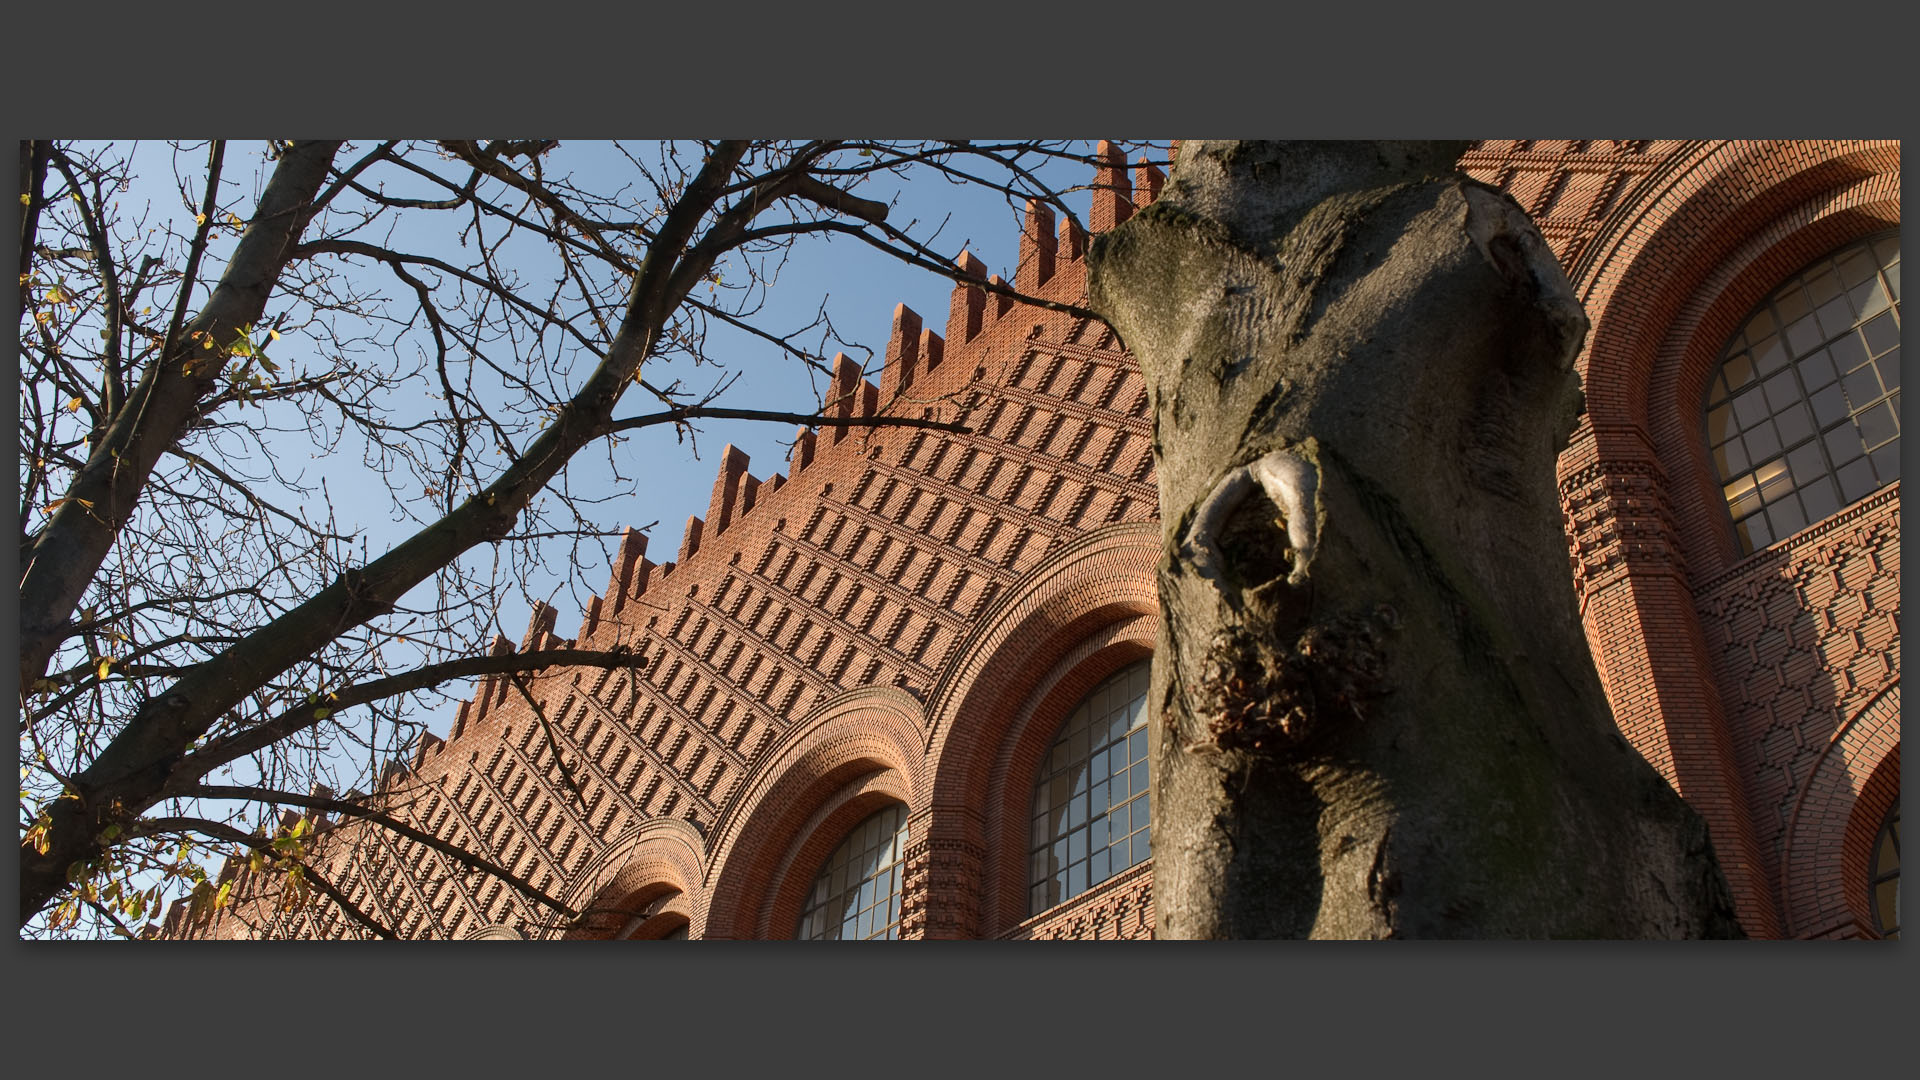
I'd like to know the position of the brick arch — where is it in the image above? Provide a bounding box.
[554,817,705,940]
[1568,139,1898,467]
[923,521,1160,804]
[1780,680,1899,938]
[1841,750,1900,939]
[911,520,1159,938]
[757,774,911,939]
[979,618,1156,936]
[1548,140,1898,938]
[1647,183,1899,579]
[698,686,925,939]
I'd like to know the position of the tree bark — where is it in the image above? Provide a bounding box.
[1087,141,1742,938]
[19,140,344,690]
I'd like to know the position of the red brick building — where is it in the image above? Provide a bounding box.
[168,140,1900,941]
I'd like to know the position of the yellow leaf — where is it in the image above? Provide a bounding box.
[18,193,28,206]
[97,658,113,680]
[268,329,280,341]
[195,213,207,226]
[68,397,83,412]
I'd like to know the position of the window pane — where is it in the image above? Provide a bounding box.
[1762,371,1800,412]
[1810,384,1849,426]
[1706,403,1737,444]
[1825,423,1864,465]
[1753,458,1793,502]
[1815,297,1853,339]
[1732,388,1770,428]
[1851,278,1890,318]
[1800,476,1840,523]
[1028,661,1153,914]
[1752,334,1788,374]
[1774,286,1811,324]
[797,804,909,940]
[1870,804,1899,939]
[1861,311,1899,357]
[1708,232,1902,555]
[1838,457,1877,503]
[1857,401,1897,448]
[1806,268,1841,306]
[1775,403,1813,446]
[1870,441,1899,484]
[1766,498,1806,539]
[1712,440,1746,478]
[1842,364,1883,410]
[1723,352,1755,391]
[1784,316,1824,358]
[1829,332,1869,373]
[1797,350,1837,390]
[1838,249,1878,287]
[1786,442,1825,487]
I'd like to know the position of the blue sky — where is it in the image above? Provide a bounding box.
[58,140,1129,744]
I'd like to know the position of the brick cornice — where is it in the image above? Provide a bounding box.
[1001,859,1154,940]
[1690,484,1899,597]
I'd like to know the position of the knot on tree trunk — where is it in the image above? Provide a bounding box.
[1193,607,1395,754]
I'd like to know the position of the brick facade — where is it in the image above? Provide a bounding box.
[168,140,1899,941]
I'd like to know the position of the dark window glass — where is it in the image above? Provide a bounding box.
[1870,803,1899,940]
[797,804,909,940]
[1029,660,1152,914]
[1704,231,1901,555]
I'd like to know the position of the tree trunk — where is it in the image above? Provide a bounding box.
[1086,141,1742,938]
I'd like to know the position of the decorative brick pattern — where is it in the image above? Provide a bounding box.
[171,141,1897,942]
[1693,488,1900,922]
[1004,860,1155,941]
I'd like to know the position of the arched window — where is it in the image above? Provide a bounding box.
[1870,802,1899,940]
[1029,660,1152,914]
[1704,231,1901,554]
[795,803,910,940]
